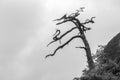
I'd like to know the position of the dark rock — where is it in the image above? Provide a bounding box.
[104,32,120,60]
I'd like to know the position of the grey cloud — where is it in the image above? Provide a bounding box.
[0,0,44,80]
[1,0,120,80]
[0,0,42,56]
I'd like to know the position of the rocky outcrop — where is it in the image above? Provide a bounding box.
[104,32,120,60]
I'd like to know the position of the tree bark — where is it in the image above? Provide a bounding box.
[82,34,95,70]
[73,18,95,70]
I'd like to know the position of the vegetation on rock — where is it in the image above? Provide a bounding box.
[79,44,120,80]
[46,7,120,80]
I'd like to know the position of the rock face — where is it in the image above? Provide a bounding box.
[104,32,120,60]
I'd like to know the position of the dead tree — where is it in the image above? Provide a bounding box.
[46,8,95,70]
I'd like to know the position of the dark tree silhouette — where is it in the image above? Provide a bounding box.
[46,8,95,70]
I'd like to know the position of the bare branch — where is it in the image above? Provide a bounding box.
[54,7,85,23]
[68,7,85,19]
[53,14,67,21]
[45,35,82,58]
[91,17,96,23]
[82,17,96,25]
[47,40,56,47]
[47,29,61,47]
[59,27,78,39]
[78,17,95,33]
[55,15,77,25]
[55,8,85,25]
[82,27,91,33]
[53,14,70,25]
[76,46,87,51]
[76,7,85,13]
[68,12,80,18]
[47,39,61,47]
[53,29,61,36]
[52,29,61,42]
[47,27,78,47]
[56,19,69,25]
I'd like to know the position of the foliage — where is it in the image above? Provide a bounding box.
[75,45,120,80]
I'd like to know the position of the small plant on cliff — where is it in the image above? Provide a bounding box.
[80,45,120,80]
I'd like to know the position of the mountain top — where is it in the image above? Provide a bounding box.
[104,32,120,60]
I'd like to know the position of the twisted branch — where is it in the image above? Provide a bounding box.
[54,8,85,25]
[47,27,78,47]
[82,17,96,25]
[46,8,96,69]
[46,35,82,58]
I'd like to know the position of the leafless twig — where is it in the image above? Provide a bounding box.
[46,35,82,58]
[76,46,87,53]
[82,17,96,25]
[47,27,78,47]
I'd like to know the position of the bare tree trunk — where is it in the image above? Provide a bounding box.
[82,34,95,70]
[46,9,95,70]
[74,19,95,70]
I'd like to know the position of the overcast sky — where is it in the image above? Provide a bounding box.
[0,0,120,80]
